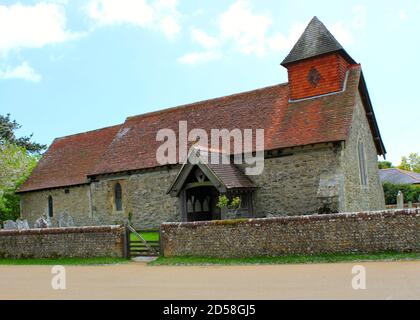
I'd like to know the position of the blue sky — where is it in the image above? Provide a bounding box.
[0,0,419,165]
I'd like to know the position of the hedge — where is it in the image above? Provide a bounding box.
[383,182,420,205]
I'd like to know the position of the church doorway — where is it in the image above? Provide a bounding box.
[185,186,221,222]
[167,147,257,223]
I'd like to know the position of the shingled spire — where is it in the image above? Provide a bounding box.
[282,17,357,101]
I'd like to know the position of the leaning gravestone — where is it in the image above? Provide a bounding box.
[3,220,18,230]
[58,213,75,228]
[34,217,49,229]
[16,219,30,230]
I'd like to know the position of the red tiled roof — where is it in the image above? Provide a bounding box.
[17,125,121,193]
[19,64,381,193]
[91,65,362,176]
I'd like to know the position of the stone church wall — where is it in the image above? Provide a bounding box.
[340,93,386,212]
[20,96,386,228]
[20,185,93,228]
[245,145,343,217]
[90,168,181,229]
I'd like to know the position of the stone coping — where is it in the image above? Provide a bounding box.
[0,225,124,237]
[162,209,420,229]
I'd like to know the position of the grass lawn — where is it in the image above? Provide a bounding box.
[0,257,128,266]
[130,231,159,242]
[149,252,420,266]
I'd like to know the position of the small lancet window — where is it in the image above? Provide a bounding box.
[358,140,368,187]
[48,196,54,218]
[114,183,123,211]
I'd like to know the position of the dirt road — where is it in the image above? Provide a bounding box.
[0,261,419,300]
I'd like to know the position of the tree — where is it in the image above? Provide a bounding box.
[0,142,39,223]
[382,182,420,205]
[398,153,420,173]
[0,114,46,154]
[217,195,242,217]
[378,161,393,169]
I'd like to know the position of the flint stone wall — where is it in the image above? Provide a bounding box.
[161,209,420,258]
[0,225,126,259]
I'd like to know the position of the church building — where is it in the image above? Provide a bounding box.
[17,17,386,228]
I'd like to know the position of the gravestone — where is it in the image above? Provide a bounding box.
[397,191,404,209]
[34,217,49,229]
[58,213,75,228]
[3,220,18,230]
[46,216,52,228]
[16,219,30,230]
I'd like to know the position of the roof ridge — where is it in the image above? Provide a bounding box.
[403,170,420,180]
[54,124,122,141]
[126,82,288,122]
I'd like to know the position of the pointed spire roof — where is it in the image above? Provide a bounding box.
[281,16,356,66]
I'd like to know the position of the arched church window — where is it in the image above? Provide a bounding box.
[194,199,202,212]
[358,140,368,186]
[187,198,194,213]
[202,197,210,212]
[115,183,123,211]
[48,196,54,218]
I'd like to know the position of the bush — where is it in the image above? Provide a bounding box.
[0,142,39,224]
[383,182,420,205]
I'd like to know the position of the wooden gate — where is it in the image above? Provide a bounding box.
[127,225,160,257]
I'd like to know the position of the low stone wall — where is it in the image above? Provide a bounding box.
[386,203,420,209]
[0,226,126,259]
[161,209,420,258]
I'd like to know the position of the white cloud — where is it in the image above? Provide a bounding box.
[159,16,181,39]
[192,9,205,16]
[329,22,354,46]
[179,1,308,64]
[178,0,357,66]
[42,0,69,4]
[87,0,154,27]
[0,2,77,54]
[398,9,407,20]
[178,51,222,65]
[219,0,272,57]
[86,0,181,39]
[268,23,306,53]
[191,28,220,49]
[0,62,42,83]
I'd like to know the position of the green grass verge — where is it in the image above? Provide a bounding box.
[130,231,159,242]
[0,257,128,266]
[149,252,420,266]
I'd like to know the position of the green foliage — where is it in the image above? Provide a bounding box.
[216,195,241,210]
[398,153,420,173]
[378,161,393,169]
[382,182,420,205]
[130,232,160,242]
[0,114,46,154]
[0,142,39,223]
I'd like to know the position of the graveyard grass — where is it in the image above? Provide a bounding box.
[0,257,128,266]
[130,231,160,242]
[149,252,420,266]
